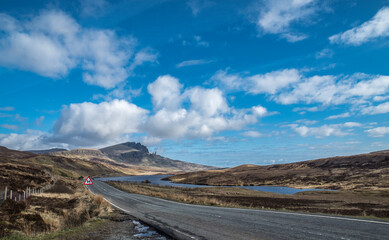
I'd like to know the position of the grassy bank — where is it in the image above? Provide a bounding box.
[0,177,112,238]
[108,181,389,218]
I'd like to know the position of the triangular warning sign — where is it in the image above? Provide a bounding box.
[83,176,93,185]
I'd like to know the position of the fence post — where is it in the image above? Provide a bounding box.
[10,190,12,200]
[4,186,7,200]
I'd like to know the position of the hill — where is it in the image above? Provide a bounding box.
[0,146,133,192]
[165,150,389,190]
[28,148,68,154]
[99,142,216,171]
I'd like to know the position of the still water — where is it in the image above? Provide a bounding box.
[97,174,331,195]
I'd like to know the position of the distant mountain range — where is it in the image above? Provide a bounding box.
[28,142,217,172]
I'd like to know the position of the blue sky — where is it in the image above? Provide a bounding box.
[1,0,389,167]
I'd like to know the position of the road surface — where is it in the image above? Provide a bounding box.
[87,180,389,240]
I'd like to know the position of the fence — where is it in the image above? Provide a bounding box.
[0,176,58,204]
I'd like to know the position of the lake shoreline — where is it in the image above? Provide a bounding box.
[97,174,333,195]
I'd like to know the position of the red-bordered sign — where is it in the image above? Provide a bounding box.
[83,176,93,185]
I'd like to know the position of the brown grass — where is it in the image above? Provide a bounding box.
[0,177,112,238]
[166,151,389,191]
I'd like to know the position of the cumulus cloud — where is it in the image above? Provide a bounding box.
[51,99,148,146]
[23,75,271,148]
[0,10,156,89]
[143,75,269,142]
[147,75,183,110]
[365,127,389,137]
[330,7,389,46]
[290,122,362,138]
[256,0,318,42]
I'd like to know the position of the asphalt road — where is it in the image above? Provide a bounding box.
[87,181,389,240]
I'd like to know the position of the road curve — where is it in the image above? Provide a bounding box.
[87,181,389,240]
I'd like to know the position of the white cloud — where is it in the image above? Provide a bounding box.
[211,69,244,90]
[326,112,350,120]
[194,35,209,47]
[256,0,318,42]
[0,124,18,130]
[185,87,229,116]
[361,102,389,115]
[129,48,158,71]
[242,131,263,138]
[52,99,148,146]
[176,59,214,68]
[315,48,333,59]
[295,119,318,125]
[290,122,361,138]
[366,127,389,137]
[0,107,14,111]
[143,76,268,140]
[147,75,183,110]
[373,95,389,102]
[248,69,301,94]
[293,106,320,114]
[275,74,389,106]
[212,68,301,94]
[330,7,389,45]
[0,130,65,150]
[93,84,142,102]
[214,69,389,109]
[0,10,156,89]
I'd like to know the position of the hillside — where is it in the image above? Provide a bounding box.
[99,142,217,171]
[0,146,130,192]
[28,148,68,154]
[33,142,216,173]
[99,142,216,171]
[166,150,389,190]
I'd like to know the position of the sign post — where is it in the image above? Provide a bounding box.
[83,176,93,185]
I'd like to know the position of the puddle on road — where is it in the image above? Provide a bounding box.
[132,220,167,239]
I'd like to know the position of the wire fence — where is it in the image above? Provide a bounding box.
[0,176,58,204]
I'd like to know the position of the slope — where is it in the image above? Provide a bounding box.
[166,150,389,190]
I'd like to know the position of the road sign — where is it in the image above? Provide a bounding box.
[83,176,93,185]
